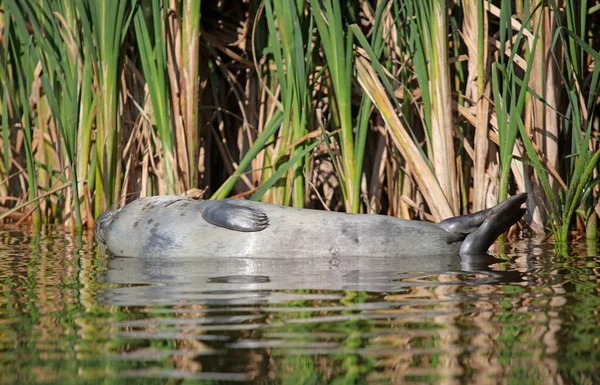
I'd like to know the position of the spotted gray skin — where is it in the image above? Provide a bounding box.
[95,194,527,258]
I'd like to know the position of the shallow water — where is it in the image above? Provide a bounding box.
[0,230,599,385]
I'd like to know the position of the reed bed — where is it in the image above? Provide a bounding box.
[1,0,599,245]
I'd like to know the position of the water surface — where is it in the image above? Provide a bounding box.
[0,230,599,384]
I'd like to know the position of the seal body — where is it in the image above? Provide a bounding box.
[96,194,527,259]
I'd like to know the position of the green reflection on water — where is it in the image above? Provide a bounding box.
[0,232,599,384]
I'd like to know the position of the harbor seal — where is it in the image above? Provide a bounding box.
[95,193,527,258]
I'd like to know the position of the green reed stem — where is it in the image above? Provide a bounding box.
[310,0,359,212]
[91,0,134,213]
[181,0,202,189]
[133,0,177,195]
[3,3,41,229]
[212,111,283,200]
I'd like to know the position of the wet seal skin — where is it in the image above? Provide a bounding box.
[94,194,527,259]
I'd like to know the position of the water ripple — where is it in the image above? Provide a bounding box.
[1,232,599,384]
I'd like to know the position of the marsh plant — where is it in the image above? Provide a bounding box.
[1,0,599,245]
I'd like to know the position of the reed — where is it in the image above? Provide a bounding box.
[3,1,42,230]
[0,0,599,247]
[178,0,202,190]
[463,0,491,212]
[558,0,600,241]
[493,0,540,206]
[89,0,133,214]
[311,0,363,213]
[262,0,313,207]
[407,0,460,215]
[133,0,177,195]
[33,0,85,231]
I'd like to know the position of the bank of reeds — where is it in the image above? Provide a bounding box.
[1,0,600,244]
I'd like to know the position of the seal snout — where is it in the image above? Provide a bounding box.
[94,209,118,245]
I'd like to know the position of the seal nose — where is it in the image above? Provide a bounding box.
[94,210,117,244]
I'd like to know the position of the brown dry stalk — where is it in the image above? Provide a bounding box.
[530,5,561,196]
[166,4,189,192]
[463,0,492,211]
[429,0,459,215]
[356,56,454,221]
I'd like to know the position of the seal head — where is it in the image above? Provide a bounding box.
[95,209,118,244]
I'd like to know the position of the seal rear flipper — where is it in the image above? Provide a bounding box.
[436,193,527,254]
[437,209,491,236]
[459,206,526,255]
[201,201,270,232]
[438,193,528,235]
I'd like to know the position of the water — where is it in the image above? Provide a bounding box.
[1,230,599,384]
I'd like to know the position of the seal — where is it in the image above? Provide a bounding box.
[95,193,527,258]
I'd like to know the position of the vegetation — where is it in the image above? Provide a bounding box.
[1,0,600,244]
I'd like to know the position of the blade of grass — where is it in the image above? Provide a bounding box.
[212,111,283,199]
[133,0,177,195]
[310,0,359,212]
[251,139,321,201]
[3,1,42,229]
[356,55,454,221]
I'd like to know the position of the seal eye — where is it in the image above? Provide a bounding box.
[95,210,117,244]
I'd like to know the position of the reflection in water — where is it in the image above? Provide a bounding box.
[0,230,599,384]
[102,253,521,306]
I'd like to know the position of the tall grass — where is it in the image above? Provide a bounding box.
[407,0,460,215]
[89,1,133,214]
[311,0,365,213]
[493,0,540,206]
[133,0,177,195]
[261,0,312,207]
[179,0,202,190]
[3,2,42,229]
[463,0,491,212]
[1,0,599,246]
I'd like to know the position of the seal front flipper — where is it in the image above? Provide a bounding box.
[201,201,270,232]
